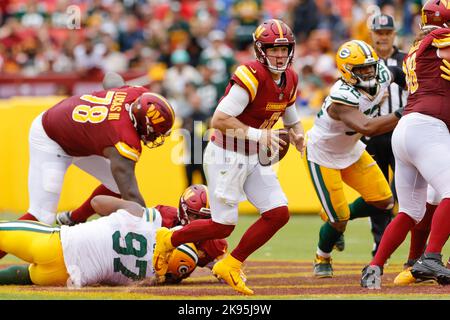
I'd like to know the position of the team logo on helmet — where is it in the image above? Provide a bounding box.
[338,48,351,59]
[165,243,198,282]
[129,92,175,149]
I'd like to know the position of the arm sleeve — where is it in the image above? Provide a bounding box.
[282,103,300,126]
[388,65,406,89]
[216,84,250,117]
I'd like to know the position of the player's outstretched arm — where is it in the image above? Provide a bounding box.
[103,146,146,207]
[91,195,144,217]
[328,102,400,137]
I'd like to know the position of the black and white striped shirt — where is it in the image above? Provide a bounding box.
[378,46,408,115]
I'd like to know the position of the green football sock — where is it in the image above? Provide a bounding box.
[318,222,343,254]
[349,197,385,220]
[0,265,32,285]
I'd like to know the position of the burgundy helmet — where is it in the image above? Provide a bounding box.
[178,184,211,226]
[129,92,175,148]
[253,19,296,73]
[421,0,450,30]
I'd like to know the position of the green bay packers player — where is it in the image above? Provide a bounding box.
[304,40,406,277]
[0,196,198,287]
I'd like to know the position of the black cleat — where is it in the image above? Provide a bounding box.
[411,253,450,285]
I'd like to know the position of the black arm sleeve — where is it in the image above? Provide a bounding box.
[387,65,406,89]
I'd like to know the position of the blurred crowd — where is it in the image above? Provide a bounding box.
[0,0,427,187]
[0,0,426,115]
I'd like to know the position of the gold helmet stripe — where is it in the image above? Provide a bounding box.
[254,25,265,39]
[273,19,284,39]
[353,40,372,58]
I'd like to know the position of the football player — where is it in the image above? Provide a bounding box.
[304,39,406,278]
[361,0,450,288]
[0,196,169,286]
[152,19,306,295]
[0,185,225,286]
[0,82,175,260]
[155,184,228,274]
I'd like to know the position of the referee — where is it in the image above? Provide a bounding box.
[364,13,408,257]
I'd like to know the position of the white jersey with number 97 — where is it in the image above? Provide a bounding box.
[306,63,392,169]
[60,208,162,287]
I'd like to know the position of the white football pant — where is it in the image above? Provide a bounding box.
[203,141,288,225]
[392,112,450,222]
[27,113,119,224]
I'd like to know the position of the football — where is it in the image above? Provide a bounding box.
[258,129,290,167]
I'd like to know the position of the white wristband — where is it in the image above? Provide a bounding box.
[246,127,262,142]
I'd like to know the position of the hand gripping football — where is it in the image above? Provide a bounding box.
[258,129,290,167]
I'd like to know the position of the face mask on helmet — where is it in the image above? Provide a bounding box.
[253,19,295,74]
[420,0,450,31]
[128,93,175,149]
[178,184,211,226]
[352,62,379,91]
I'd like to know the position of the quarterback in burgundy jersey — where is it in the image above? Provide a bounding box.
[152,19,306,295]
[0,78,175,261]
[362,0,450,288]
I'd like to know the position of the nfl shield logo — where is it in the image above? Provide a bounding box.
[279,93,284,100]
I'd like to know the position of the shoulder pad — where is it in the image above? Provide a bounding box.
[329,81,360,106]
[232,63,260,101]
[431,29,450,48]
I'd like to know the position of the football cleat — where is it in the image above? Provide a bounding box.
[411,253,450,285]
[313,254,333,278]
[152,227,175,276]
[361,265,383,289]
[55,211,76,226]
[212,255,254,295]
[393,267,417,286]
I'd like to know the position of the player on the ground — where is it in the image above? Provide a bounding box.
[151,19,306,295]
[0,196,168,286]
[304,39,406,278]
[361,0,450,288]
[154,184,228,275]
[0,82,175,260]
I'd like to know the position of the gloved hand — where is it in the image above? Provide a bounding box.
[440,59,450,81]
[394,107,404,119]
